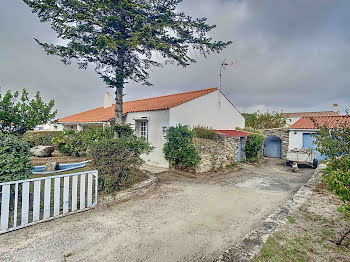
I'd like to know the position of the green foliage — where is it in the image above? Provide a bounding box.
[313,123,350,158]
[89,137,153,193]
[193,126,217,140]
[163,125,201,169]
[22,131,63,147]
[322,156,350,211]
[114,123,134,137]
[245,134,264,162]
[0,134,32,182]
[0,89,57,135]
[243,111,286,130]
[23,0,230,123]
[52,127,114,157]
[287,216,296,224]
[313,119,350,211]
[236,127,262,134]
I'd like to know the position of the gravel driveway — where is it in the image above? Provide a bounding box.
[0,159,314,262]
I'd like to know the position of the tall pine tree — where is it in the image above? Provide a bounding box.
[23,0,231,125]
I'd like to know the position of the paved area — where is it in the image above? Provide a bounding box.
[0,159,314,262]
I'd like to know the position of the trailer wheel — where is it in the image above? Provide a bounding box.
[313,159,319,169]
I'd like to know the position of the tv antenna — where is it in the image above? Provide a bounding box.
[219,58,235,91]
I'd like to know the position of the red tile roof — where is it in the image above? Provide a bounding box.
[290,116,350,129]
[283,111,339,118]
[59,88,218,123]
[216,130,250,137]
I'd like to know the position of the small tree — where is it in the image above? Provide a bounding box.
[313,122,350,158]
[0,135,33,183]
[0,89,57,135]
[163,125,200,169]
[243,111,286,129]
[23,0,231,126]
[313,116,350,245]
[245,134,264,162]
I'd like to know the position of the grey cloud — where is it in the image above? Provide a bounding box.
[0,0,349,118]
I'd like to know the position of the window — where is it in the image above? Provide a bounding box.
[141,121,148,140]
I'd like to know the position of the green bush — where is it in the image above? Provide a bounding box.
[52,130,87,157]
[236,127,262,134]
[22,131,63,147]
[245,134,264,162]
[193,126,217,140]
[89,137,153,193]
[0,134,32,182]
[163,125,201,169]
[322,156,350,211]
[52,127,115,157]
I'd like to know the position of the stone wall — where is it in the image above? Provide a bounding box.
[194,133,242,173]
[262,128,289,158]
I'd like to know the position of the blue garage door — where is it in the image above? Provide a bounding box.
[264,136,282,158]
[302,133,327,161]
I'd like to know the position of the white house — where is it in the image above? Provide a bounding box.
[288,115,349,161]
[59,88,245,167]
[283,105,340,127]
[34,122,64,131]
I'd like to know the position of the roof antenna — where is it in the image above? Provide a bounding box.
[219,58,235,108]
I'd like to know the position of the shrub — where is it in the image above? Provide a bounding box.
[0,134,32,182]
[245,134,264,162]
[236,127,262,134]
[51,127,115,157]
[22,131,63,147]
[114,124,134,137]
[163,125,201,169]
[52,130,87,157]
[89,137,153,193]
[322,156,350,212]
[193,126,217,140]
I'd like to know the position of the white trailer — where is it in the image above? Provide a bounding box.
[286,148,318,168]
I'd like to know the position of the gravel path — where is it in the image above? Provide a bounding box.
[0,159,314,262]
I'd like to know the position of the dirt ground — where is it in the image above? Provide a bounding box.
[252,182,350,262]
[0,159,314,262]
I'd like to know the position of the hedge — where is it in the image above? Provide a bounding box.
[22,131,63,147]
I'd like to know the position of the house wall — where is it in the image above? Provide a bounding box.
[285,117,301,127]
[124,110,170,168]
[288,129,317,150]
[169,90,245,129]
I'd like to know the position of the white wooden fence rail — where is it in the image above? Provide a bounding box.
[0,170,98,234]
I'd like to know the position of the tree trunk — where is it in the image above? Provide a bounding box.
[115,85,123,125]
[114,49,125,138]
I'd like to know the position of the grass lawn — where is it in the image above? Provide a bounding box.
[252,184,350,262]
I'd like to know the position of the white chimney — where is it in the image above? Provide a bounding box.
[104,92,112,108]
[333,104,339,113]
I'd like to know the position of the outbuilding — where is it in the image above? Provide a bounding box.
[288,115,350,162]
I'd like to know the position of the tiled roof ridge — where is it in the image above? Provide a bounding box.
[124,87,218,104]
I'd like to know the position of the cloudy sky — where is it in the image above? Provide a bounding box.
[1,0,349,118]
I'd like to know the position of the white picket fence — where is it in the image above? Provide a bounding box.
[0,170,98,234]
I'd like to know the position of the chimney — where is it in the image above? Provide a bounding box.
[104,92,112,108]
[333,104,339,113]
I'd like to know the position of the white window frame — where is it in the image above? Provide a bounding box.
[140,121,148,140]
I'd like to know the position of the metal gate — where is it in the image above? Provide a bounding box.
[0,170,98,234]
[264,136,282,158]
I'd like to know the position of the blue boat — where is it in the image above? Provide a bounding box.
[32,162,88,175]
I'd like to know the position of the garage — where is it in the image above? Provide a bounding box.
[264,136,282,158]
